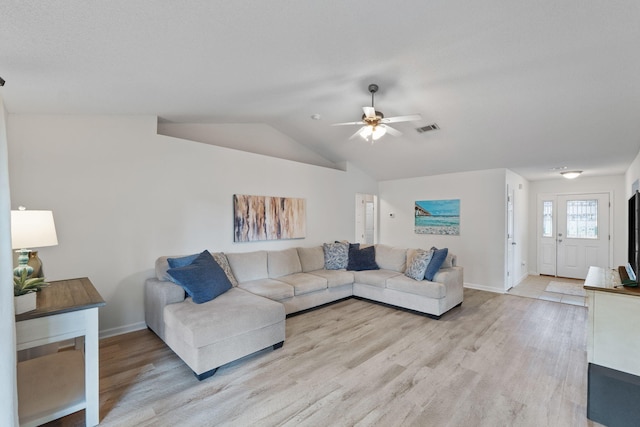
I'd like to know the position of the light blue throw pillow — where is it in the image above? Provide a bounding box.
[424,247,449,281]
[167,253,199,269]
[404,249,434,281]
[167,250,232,304]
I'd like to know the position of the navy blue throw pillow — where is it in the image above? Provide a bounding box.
[347,245,379,271]
[167,250,232,304]
[424,247,449,281]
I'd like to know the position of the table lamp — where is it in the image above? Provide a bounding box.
[11,206,58,277]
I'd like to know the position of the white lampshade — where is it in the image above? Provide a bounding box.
[371,126,387,140]
[359,126,373,140]
[359,125,387,141]
[11,209,59,249]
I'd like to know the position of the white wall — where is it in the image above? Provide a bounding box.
[7,115,378,336]
[625,150,640,198]
[378,168,509,293]
[0,94,19,426]
[527,175,626,274]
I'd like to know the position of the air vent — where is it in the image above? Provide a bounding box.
[416,123,439,133]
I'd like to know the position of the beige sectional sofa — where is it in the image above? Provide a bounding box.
[145,244,463,380]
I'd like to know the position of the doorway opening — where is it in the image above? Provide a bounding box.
[355,193,377,245]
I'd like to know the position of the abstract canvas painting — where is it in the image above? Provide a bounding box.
[234,194,306,242]
[414,199,460,235]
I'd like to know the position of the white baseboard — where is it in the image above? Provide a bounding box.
[464,282,505,294]
[99,321,147,339]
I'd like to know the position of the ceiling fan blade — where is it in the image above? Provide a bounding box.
[381,114,422,124]
[331,121,366,126]
[362,106,376,118]
[381,124,402,136]
[349,127,367,140]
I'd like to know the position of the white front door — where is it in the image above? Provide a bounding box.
[556,193,610,279]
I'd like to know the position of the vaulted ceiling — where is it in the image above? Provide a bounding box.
[2,1,640,181]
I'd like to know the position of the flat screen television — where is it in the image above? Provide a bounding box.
[628,190,640,278]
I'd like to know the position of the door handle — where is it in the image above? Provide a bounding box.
[511,242,517,245]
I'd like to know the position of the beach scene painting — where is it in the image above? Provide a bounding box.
[415,199,460,235]
[234,194,306,242]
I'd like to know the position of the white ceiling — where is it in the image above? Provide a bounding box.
[2,1,640,181]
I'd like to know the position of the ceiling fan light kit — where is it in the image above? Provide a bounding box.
[332,83,422,142]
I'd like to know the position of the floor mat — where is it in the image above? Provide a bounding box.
[545,281,586,297]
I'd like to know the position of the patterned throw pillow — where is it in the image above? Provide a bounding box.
[212,252,239,287]
[323,242,349,270]
[404,249,434,281]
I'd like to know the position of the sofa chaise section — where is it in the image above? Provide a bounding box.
[145,255,285,380]
[163,287,285,380]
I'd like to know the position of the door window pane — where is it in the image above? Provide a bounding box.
[566,200,598,239]
[542,201,553,237]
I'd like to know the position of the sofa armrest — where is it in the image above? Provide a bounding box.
[432,266,464,306]
[144,278,185,340]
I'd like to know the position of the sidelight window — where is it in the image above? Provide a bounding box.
[542,201,553,237]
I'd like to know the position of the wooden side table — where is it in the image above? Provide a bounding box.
[584,266,640,427]
[15,277,105,427]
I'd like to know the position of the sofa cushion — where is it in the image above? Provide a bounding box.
[386,274,446,299]
[347,245,379,271]
[404,249,434,281]
[163,287,285,348]
[308,269,355,288]
[323,242,349,270]
[237,278,294,301]
[425,247,449,281]
[166,250,232,304]
[276,273,328,296]
[226,251,268,283]
[297,246,325,272]
[375,244,407,272]
[268,248,302,278]
[353,269,402,288]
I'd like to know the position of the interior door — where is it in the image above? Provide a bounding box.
[355,193,377,244]
[556,193,610,279]
[507,188,515,289]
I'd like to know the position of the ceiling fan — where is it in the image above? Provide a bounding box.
[332,83,422,142]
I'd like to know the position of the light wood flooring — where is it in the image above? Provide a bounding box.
[43,288,604,427]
